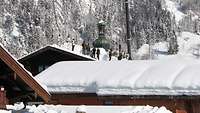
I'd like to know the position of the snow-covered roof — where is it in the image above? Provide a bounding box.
[36,57,200,96]
[50,45,96,60]
[19,44,95,61]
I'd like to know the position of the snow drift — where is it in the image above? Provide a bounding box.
[5,105,172,113]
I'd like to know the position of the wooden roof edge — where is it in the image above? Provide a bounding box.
[50,46,95,61]
[18,46,52,62]
[51,92,200,99]
[0,45,51,102]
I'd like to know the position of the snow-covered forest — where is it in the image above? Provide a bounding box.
[0,0,199,58]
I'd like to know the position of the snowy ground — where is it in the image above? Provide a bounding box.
[178,32,200,58]
[3,104,172,113]
[53,43,117,61]
[136,31,200,60]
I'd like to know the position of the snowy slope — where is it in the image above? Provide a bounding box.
[164,0,185,23]
[178,32,200,58]
[36,58,200,95]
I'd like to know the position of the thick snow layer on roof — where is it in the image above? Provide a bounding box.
[51,44,95,60]
[6,105,172,113]
[36,57,200,95]
[19,43,95,61]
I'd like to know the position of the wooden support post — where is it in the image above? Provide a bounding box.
[14,73,17,80]
[0,86,6,109]
[34,92,38,100]
[175,100,189,113]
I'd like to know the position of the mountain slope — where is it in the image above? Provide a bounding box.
[0,0,186,58]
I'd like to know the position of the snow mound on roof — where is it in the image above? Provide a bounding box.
[36,58,200,95]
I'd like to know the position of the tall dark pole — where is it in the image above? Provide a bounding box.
[125,0,132,60]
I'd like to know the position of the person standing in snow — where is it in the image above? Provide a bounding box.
[92,48,96,58]
[109,49,112,61]
[119,44,122,53]
[118,52,123,60]
[86,43,90,55]
[96,48,100,60]
[72,39,75,51]
[82,41,86,55]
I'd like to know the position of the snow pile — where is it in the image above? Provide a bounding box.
[13,102,25,110]
[36,58,200,95]
[136,44,150,59]
[136,42,169,59]
[5,105,172,113]
[164,0,185,22]
[178,32,200,58]
[98,48,109,61]
[0,110,11,113]
[122,105,172,113]
[153,42,169,53]
[76,105,87,112]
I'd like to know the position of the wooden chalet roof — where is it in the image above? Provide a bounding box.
[0,44,51,102]
[18,45,95,63]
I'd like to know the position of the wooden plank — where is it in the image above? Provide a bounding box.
[176,110,188,113]
[14,73,17,80]
[0,87,6,109]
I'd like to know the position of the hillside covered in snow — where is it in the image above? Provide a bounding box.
[0,0,199,59]
[0,0,181,58]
